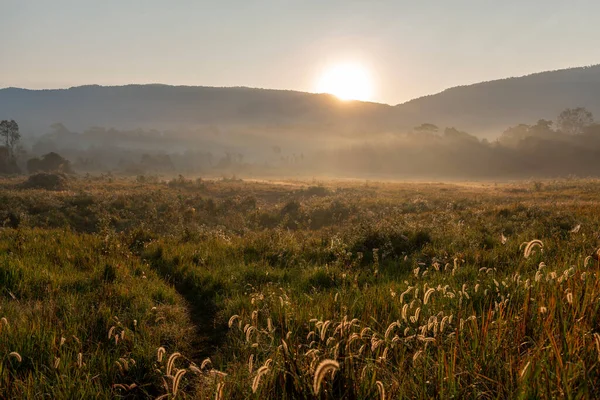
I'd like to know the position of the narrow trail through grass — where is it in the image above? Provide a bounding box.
[144,246,227,363]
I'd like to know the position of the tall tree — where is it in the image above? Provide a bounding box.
[557,107,594,135]
[414,123,439,134]
[0,120,21,159]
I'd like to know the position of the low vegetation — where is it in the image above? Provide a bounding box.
[1,176,600,398]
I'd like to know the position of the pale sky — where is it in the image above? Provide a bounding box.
[2,0,600,104]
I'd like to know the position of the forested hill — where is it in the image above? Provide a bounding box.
[0,85,392,137]
[394,64,600,136]
[2,64,600,138]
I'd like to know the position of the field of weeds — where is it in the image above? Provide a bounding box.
[1,175,600,398]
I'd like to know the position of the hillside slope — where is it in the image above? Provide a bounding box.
[1,65,600,138]
[0,85,392,137]
[395,65,600,136]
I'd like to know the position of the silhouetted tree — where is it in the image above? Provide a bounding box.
[27,152,73,174]
[0,146,19,174]
[0,120,20,159]
[414,123,439,134]
[557,107,593,135]
[443,127,478,142]
[530,119,554,135]
[499,124,533,147]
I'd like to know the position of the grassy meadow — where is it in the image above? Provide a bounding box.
[1,175,600,398]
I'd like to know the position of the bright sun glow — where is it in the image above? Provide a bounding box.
[316,63,374,101]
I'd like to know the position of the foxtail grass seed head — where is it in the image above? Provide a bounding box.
[313,360,340,395]
[566,292,573,304]
[523,239,544,259]
[9,352,22,362]
[215,382,225,400]
[115,360,124,375]
[228,315,240,328]
[520,361,531,378]
[412,350,423,363]
[172,369,186,396]
[246,326,256,342]
[189,364,202,374]
[376,381,386,400]
[384,322,398,340]
[410,308,421,324]
[201,358,212,370]
[423,288,435,305]
[402,304,409,321]
[209,369,228,379]
[252,366,270,393]
[360,327,371,339]
[157,347,166,363]
[119,358,129,371]
[166,352,181,376]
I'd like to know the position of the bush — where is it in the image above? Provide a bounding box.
[301,186,330,197]
[21,173,69,191]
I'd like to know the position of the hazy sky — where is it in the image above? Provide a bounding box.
[3,0,600,104]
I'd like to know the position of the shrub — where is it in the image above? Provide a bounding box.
[21,173,69,191]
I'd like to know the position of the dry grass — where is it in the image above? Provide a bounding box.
[1,176,600,398]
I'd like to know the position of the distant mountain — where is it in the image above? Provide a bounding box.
[394,64,600,136]
[2,65,600,138]
[0,85,393,138]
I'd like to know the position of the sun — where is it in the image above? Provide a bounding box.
[315,63,374,101]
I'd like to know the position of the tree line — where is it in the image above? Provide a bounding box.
[2,106,600,178]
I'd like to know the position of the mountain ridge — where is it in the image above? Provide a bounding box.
[2,64,600,138]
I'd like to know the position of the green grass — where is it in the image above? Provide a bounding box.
[1,176,600,398]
